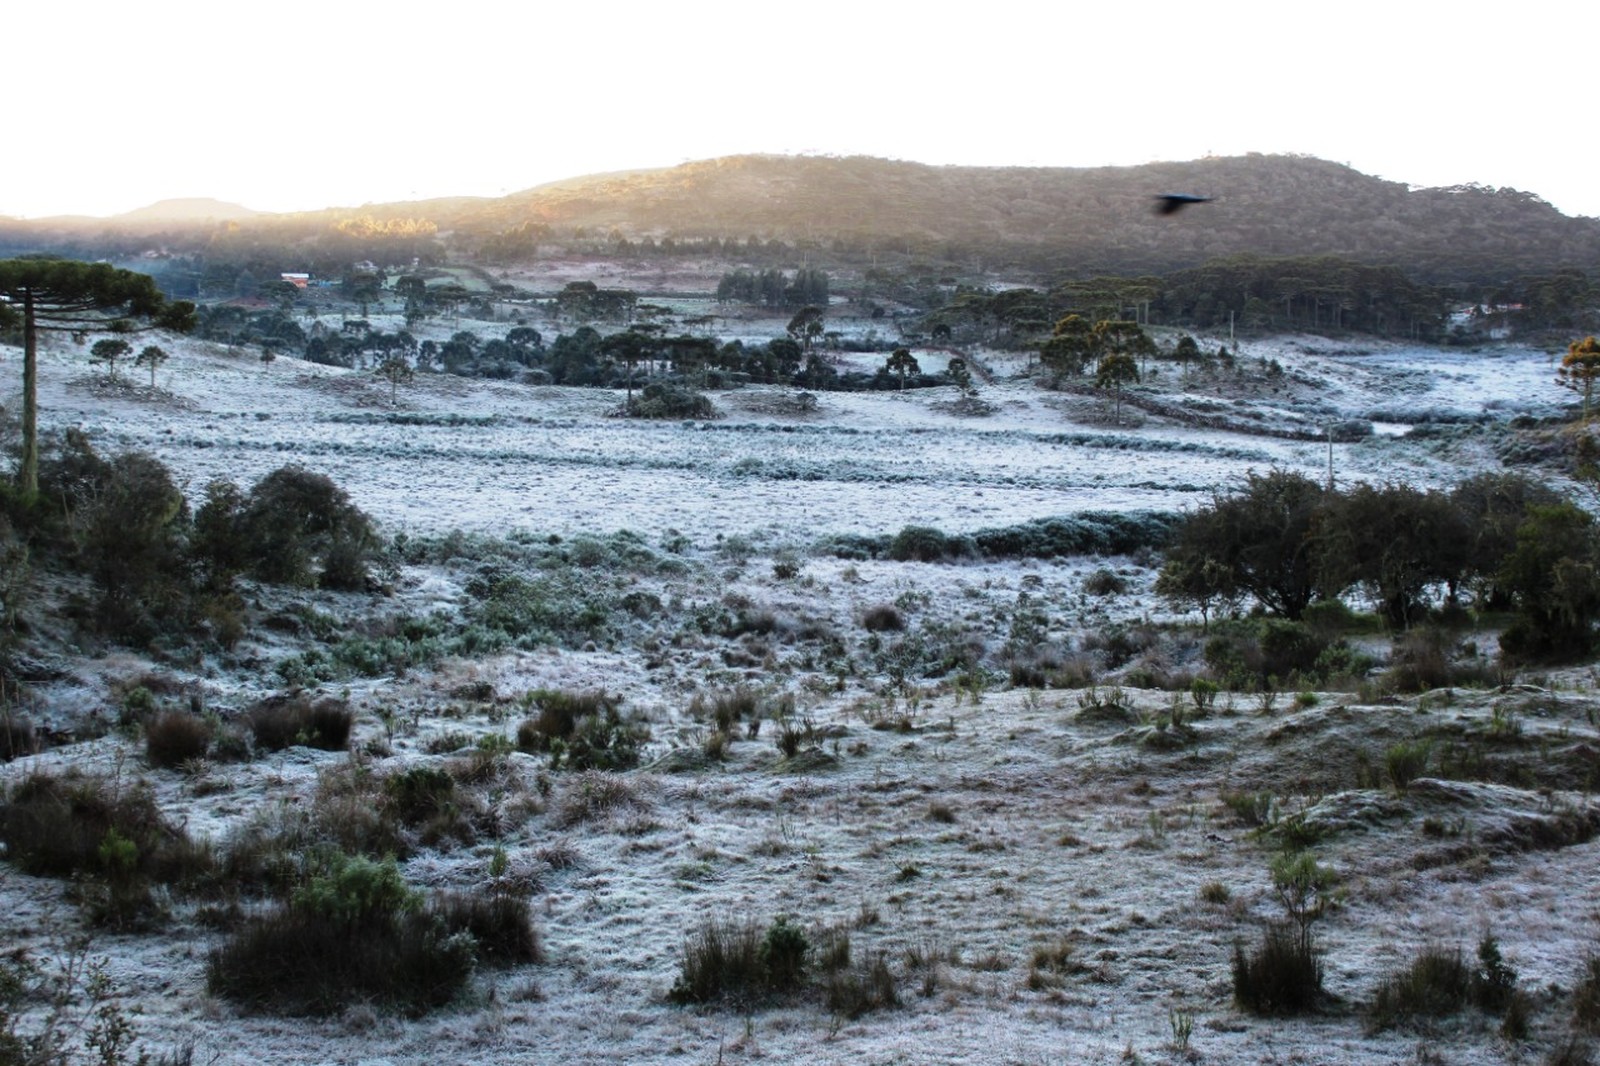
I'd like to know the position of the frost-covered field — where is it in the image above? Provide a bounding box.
[3,324,1598,1066]
[33,330,1564,543]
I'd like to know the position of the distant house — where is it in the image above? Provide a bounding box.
[281,272,311,289]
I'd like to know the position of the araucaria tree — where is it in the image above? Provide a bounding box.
[0,258,195,495]
[136,344,169,389]
[1559,336,1600,422]
[1095,352,1139,423]
[1039,314,1097,378]
[886,348,920,391]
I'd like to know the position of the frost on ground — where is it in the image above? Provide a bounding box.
[1,320,1597,1065]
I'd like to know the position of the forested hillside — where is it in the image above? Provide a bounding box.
[4,155,1599,287]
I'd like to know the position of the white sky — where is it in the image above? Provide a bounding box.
[7,0,1596,220]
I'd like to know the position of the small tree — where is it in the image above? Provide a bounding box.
[134,344,169,389]
[1095,352,1139,423]
[946,357,972,391]
[375,354,413,406]
[886,348,920,391]
[786,306,825,352]
[1559,336,1600,422]
[1174,334,1201,378]
[1038,314,1097,378]
[89,338,132,382]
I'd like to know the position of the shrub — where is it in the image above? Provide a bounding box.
[516,689,647,771]
[1368,936,1520,1031]
[237,466,376,589]
[1232,924,1323,1015]
[861,604,905,632]
[626,383,718,420]
[1385,740,1433,791]
[383,766,456,825]
[888,525,952,563]
[145,711,213,769]
[517,689,617,746]
[1083,568,1128,596]
[209,851,533,1016]
[0,771,211,927]
[759,917,810,993]
[0,771,208,885]
[249,696,353,752]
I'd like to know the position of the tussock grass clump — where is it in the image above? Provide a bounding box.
[248,695,353,752]
[1232,924,1323,1015]
[669,918,767,1006]
[1367,935,1520,1031]
[824,950,898,1018]
[1369,944,1472,1028]
[428,891,543,966]
[689,687,761,734]
[145,711,214,769]
[556,771,646,827]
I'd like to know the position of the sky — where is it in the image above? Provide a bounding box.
[8,0,1596,220]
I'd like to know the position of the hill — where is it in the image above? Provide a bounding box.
[4,155,1599,286]
[446,153,1600,282]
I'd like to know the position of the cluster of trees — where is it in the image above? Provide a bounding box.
[1157,471,1599,661]
[715,268,829,309]
[921,254,1462,346]
[2,433,375,644]
[553,281,637,323]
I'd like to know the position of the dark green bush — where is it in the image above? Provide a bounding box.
[759,917,810,993]
[626,383,718,420]
[236,466,376,590]
[861,604,905,631]
[889,525,954,562]
[383,766,456,825]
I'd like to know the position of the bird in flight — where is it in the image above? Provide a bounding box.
[1154,193,1212,216]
